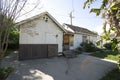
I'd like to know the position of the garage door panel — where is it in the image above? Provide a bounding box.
[19,44,58,60]
[19,44,48,60]
[48,44,58,57]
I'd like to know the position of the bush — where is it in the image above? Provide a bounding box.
[0,67,13,80]
[96,40,101,46]
[80,42,96,52]
[77,46,83,51]
[103,42,112,50]
[8,43,19,49]
[100,68,120,80]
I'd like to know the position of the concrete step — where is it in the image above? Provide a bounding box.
[63,50,77,58]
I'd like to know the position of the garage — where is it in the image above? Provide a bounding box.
[18,12,66,60]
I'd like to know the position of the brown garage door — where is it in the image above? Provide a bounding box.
[19,44,58,60]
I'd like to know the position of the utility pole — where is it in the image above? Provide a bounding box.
[70,0,74,25]
[69,11,74,25]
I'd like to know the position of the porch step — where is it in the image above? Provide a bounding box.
[63,50,77,58]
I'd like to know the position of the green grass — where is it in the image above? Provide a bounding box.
[91,50,120,80]
[100,68,120,80]
[0,67,14,80]
[91,51,120,61]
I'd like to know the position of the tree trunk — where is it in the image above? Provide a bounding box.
[0,49,4,68]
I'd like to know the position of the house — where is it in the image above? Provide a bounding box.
[63,24,98,50]
[18,12,66,60]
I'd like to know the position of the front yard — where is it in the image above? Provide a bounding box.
[90,50,120,80]
[100,68,120,80]
[91,51,120,62]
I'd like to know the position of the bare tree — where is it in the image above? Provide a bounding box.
[0,0,40,63]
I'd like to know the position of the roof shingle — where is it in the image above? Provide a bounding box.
[65,24,97,35]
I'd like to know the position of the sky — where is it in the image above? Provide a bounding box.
[17,0,105,35]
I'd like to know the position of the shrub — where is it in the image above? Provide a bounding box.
[118,55,120,70]
[0,67,13,80]
[96,40,101,46]
[8,43,19,49]
[103,42,112,50]
[77,46,83,51]
[100,68,120,80]
[80,42,96,52]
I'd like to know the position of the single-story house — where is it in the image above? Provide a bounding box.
[18,12,66,60]
[63,24,98,50]
[18,11,98,60]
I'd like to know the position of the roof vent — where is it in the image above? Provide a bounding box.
[43,16,48,22]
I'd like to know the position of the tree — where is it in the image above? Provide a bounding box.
[84,0,120,50]
[0,0,40,62]
[84,0,120,34]
[8,27,19,49]
[84,0,120,70]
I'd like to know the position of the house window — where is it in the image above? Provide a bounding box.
[43,16,49,22]
[69,35,74,46]
[82,35,87,42]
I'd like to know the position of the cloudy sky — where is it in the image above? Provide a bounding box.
[17,0,104,34]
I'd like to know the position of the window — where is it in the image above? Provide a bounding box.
[82,35,87,42]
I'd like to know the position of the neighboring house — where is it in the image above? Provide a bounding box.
[63,24,98,50]
[18,12,66,60]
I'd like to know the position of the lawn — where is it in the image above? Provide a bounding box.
[100,68,120,80]
[91,50,120,80]
[90,51,120,61]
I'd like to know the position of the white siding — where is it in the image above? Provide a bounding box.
[93,36,97,45]
[73,34,97,49]
[73,34,82,49]
[20,15,63,52]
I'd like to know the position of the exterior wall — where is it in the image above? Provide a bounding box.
[20,14,63,52]
[73,34,82,49]
[93,36,97,45]
[89,35,97,45]
[72,33,97,49]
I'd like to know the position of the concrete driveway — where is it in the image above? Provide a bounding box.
[1,52,117,80]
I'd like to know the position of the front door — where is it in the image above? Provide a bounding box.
[63,34,74,50]
[63,34,69,50]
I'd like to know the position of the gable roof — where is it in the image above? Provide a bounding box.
[65,24,97,35]
[17,12,66,32]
